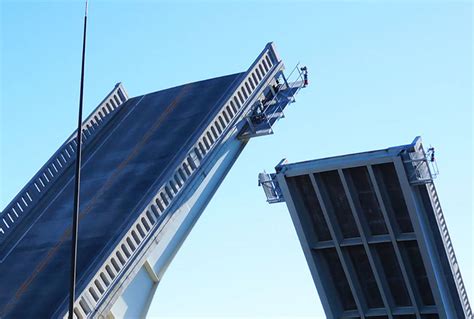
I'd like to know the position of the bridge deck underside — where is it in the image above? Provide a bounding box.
[278,144,468,319]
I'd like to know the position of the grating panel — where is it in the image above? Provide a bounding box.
[347,245,384,309]
[402,241,435,306]
[346,167,388,236]
[320,248,357,311]
[374,243,412,307]
[374,163,413,233]
[317,171,359,239]
[286,175,331,242]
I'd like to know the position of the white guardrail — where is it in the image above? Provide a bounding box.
[0,84,129,250]
[427,183,472,318]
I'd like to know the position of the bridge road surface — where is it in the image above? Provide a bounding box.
[0,73,244,318]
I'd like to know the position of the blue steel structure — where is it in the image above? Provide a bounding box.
[0,43,305,318]
[259,137,472,319]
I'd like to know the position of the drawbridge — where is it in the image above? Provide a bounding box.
[0,43,306,318]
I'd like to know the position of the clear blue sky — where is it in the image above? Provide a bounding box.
[1,1,472,318]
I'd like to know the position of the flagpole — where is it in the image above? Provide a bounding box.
[69,1,88,318]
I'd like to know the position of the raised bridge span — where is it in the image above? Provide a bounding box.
[0,43,305,318]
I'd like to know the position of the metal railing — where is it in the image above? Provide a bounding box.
[404,146,438,185]
[258,172,284,204]
[244,62,305,136]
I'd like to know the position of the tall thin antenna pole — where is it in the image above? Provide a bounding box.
[69,1,88,318]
